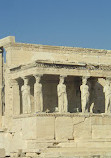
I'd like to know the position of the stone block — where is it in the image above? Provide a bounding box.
[102,116,111,125]
[91,116,103,125]
[73,117,92,140]
[36,117,55,140]
[77,141,111,148]
[22,117,37,140]
[12,118,22,132]
[4,132,12,155]
[0,132,5,148]
[57,142,77,148]
[26,152,38,157]
[73,116,85,125]
[92,125,111,139]
[11,131,27,152]
[0,148,5,158]
[55,117,73,140]
[0,36,15,47]
[26,140,53,149]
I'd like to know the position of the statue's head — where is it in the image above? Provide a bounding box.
[35,75,41,83]
[23,77,29,85]
[82,76,90,85]
[82,77,87,85]
[59,76,64,84]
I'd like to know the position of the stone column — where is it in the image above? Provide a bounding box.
[34,75,43,112]
[103,78,111,113]
[80,76,90,113]
[57,75,68,113]
[12,79,20,115]
[21,77,31,114]
[0,47,3,117]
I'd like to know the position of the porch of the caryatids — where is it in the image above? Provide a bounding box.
[34,74,43,113]
[80,76,90,113]
[103,78,111,114]
[57,75,68,113]
[21,77,31,114]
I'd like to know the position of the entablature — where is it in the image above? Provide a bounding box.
[9,60,111,79]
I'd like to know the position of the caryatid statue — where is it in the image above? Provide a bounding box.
[103,78,111,113]
[57,76,68,113]
[21,77,31,114]
[80,76,90,113]
[34,75,43,112]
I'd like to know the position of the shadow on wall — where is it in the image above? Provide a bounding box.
[42,75,59,112]
[89,77,105,113]
[3,48,6,63]
[66,76,81,113]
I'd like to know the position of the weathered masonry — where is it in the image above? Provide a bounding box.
[0,36,111,157]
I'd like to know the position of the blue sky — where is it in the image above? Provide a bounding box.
[0,0,111,49]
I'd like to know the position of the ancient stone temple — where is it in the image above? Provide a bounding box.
[0,36,111,158]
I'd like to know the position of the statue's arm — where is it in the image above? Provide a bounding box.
[103,87,106,93]
[80,85,82,92]
[21,86,24,92]
[57,86,61,96]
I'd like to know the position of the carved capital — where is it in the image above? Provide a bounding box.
[34,74,43,78]
[59,75,67,84]
[82,76,90,85]
[60,75,67,78]
[34,74,43,83]
[22,77,29,85]
[82,76,90,80]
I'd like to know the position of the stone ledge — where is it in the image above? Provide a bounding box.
[13,113,111,119]
[4,40,111,55]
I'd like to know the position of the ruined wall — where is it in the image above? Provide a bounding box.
[1,114,111,157]
[0,36,111,157]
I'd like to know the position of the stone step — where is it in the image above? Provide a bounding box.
[26,140,111,150]
[10,149,111,158]
[42,147,111,157]
[11,142,111,157]
[46,141,111,149]
[77,141,111,148]
[21,142,111,157]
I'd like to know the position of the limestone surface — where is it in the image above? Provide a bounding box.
[0,36,111,157]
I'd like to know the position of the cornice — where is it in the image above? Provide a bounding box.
[9,60,111,73]
[0,36,111,55]
[10,42,111,55]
